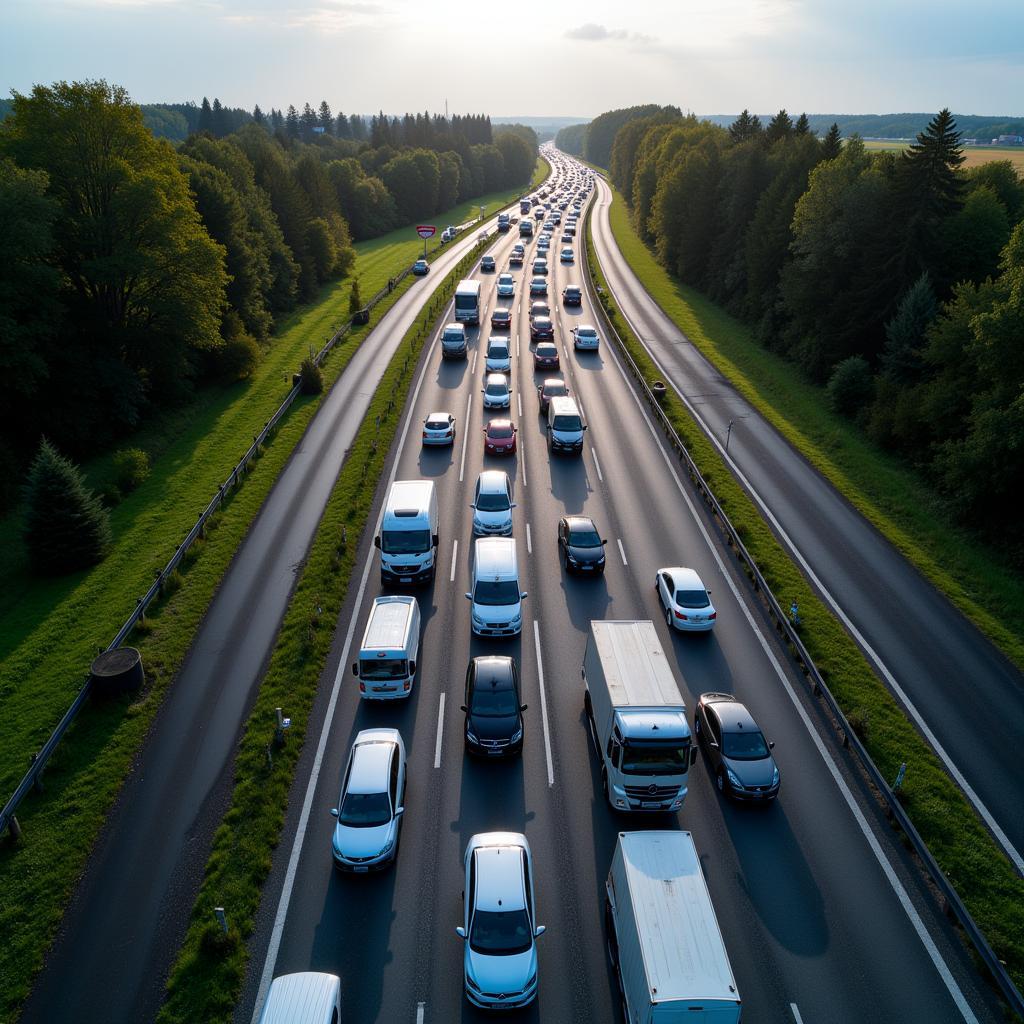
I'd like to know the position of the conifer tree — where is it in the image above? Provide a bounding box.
[821,122,842,160]
[198,96,213,134]
[285,104,300,138]
[270,108,284,130]
[795,112,810,135]
[765,109,793,144]
[300,102,318,140]
[318,101,333,135]
[211,97,226,137]
[252,104,266,127]
[335,111,350,139]
[728,109,759,144]
[899,108,965,221]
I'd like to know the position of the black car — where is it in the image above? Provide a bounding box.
[562,285,582,308]
[530,316,554,342]
[462,657,526,757]
[558,516,607,574]
[695,693,780,801]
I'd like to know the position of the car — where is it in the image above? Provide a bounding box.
[461,657,526,757]
[558,515,608,574]
[509,245,525,266]
[480,255,496,273]
[477,231,488,242]
[412,259,430,276]
[496,273,515,298]
[484,336,512,374]
[483,418,517,455]
[572,324,600,351]
[471,470,515,536]
[530,316,554,342]
[656,566,717,631]
[695,693,780,801]
[562,285,582,307]
[537,236,551,252]
[491,306,513,330]
[441,226,456,243]
[422,411,456,446]
[529,300,550,320]
[560,247,574,264]
[441,322,468,360]
[561,231,573,244]
[534,208,545,220]
[456,833,544,1009]
[482,372,512,409]
[564,224,576,236]
[532,258,549,276]
[529,277,548,296]
[550,211,562,224]
[537,377,570,412]
[330,728,406,871]
[533,342,559,371]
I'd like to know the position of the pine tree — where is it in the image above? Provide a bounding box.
[821,122,842,160]
[211,98,227,137]
[728,109,759,144]
[881,273,937,383]
[23,439,112,574]
[270,108,284,130]
[300,102,318,140]
[765,109,793,144]
[318,101,333,135]
[349,113,365,140]
[252,104,266,127]
[795,112,810,136]
[285,104,300,138]
[335,111,350,139]
[198,96,213,134]
[899,108,965,221]
[348,277,362,314]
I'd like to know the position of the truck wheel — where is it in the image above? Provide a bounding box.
[604,900,619,966]
[601,767,610,802]
[583,689,592,716]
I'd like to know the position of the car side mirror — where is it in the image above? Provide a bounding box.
[601,539,608,545]
[456,926,467,939]
[464,592,472,600]
[373,536,381,549]
[534,925,546,937]
[769,741,776,749]
[409,661,416,675]
[709,739,719,749]
[330,808,339,817]
[352,663,359,676]
[460,705,468,713]
[690,748,698,766]
[583,424,589,431]
[395,806,405,817]
[432,533,439,546]
[520,592,528,600]
[520,704,529,712]
[470,503,476,510]
[511,502,518,509]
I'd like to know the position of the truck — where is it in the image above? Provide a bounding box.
[583,620,695,813]
[374,480,439,585]
[520,198,532,214]
[497,212,511,233]
[453,279,481,325]
[605,831,741,1024]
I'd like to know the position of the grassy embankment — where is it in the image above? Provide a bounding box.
[0,160,547,1023]
[585,203,1024,997]
[156,240,492,1024]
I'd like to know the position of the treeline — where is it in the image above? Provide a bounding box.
[0,81,539,517]
[602,106,1024,560]
[701,112,1024,141]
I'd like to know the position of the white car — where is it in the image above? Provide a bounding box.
[422,411,456,446]
[656,566,717,632]
[482,372,512,410]
[456,832,544,1009]
[560,247,574,264]
[496,273,515,299]
[572,324,600,351]
[485,336,512,374]
[330,729,406,871]
[471,470,516,536]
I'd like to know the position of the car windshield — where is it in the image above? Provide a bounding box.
[488,344,509,358]
[381,528,430,554]
[620,740,690,775]
[473,579,521,606]
[486,382,507,396]
[469,908,532,955]
[476,490,510,512]
[569,526,601,547]
[426,419,449,431]
[339,790,391,828]
[471,682,519,716]
[675,589,710,609]
[360,657,408,681]
[543,384,567,398]
[493,310,509,320]
[552,415,581,431]
[722,730,770,761]
[489,425,514,439]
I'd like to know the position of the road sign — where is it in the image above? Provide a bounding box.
[416,225,436,239]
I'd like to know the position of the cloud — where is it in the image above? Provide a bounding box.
[564,22,651,45]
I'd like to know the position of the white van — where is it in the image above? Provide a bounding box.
[257,972,342,1024]
[546,395,587,455]
[465,537,527,637]
[454,279,481,325]
[375,480,439,585]
[353,596,421,699]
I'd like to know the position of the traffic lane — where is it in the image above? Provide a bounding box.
[589,173,1024,862]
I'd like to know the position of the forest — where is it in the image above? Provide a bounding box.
[562,105,1024,562]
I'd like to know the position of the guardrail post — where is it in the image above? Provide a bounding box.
[8,815,22,841]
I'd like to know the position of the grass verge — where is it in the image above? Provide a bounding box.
[156,241,491,1024]
[584,211,1024,998]
[601,183,1024,671]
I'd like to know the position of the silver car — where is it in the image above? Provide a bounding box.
[471,470,516,536]
[485,336,512,374]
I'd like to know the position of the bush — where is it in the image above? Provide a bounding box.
[216,331,262,383]
[299,355,323,396]
[348,277,362,315]
[827,356,875,419]
[113,448,151,493]
[23,438,112,574]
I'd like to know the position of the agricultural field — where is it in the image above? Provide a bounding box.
[861,138,1024,170]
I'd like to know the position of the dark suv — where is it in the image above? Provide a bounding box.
[695,692,780,801]
[462,656,526,757]
[562,285,582,308]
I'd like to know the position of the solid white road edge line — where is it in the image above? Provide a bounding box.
[459,391,472,484]
[416,1001,425,1024]
[532,621,555,787]
[593,179,1023,878]
[449,540,458,583]
[469,349,477,375]
[617,539,628,566]
[517,391,523,418]
[601,330,980,1023]
[251,308,445,1022]
[526,523,532,555]
[790,1004,804,1024]
[434,693,445,769]
[591,446,604,482]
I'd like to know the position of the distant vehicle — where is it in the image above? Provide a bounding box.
[519,220,534,238]
[695,693,780,801]
[490,306,512,330]
[480,254,496,272]
[558,515,607,575]
[530,316,554,342]
[441,322,468,360]
[256,973,342,1024]
[529,277,548,297]
[483,418,518,456]
[560,247,574,264]
[496,273,515,298]
[454,279,482,325]
[520,198,532,214]
[509,245,525,266]
[529,300,550,320]
[482,372,512,410]
[537,377,569,413]
[546,395,585,455]
[471,469,515,536]
[485,336,511,373]
[422,411,456,446]
[537,236,551,252]
[441,225,457,242]
[461,657,526,757]
[562,285,582,307]
[572,324,600,351]
[465,537,526,637]
[497,212,510,233]
[532,258,548,276]
[412,259,430,276]
[561,231,573,244]
[533,342,559,372]
[534,208,545,220]
[656,567,716,632]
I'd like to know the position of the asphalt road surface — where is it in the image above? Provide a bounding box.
[240,156,1003,1024]
[586,159,1024,874]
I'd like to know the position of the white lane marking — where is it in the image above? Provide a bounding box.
[526,523,533,555]
[595,186,1023,878]
[591,446,604,482]
[516,331,521,359]
[459,391,472,483]
[575,394,586,419]
[469,350,477,375]
[519,434,527,487]
[434,693,445,769]
[532,621,555,787]
[252,311,443,1021]
[617,539,628,566]
[790,1005,804,1024]
[416,1002,425,1024]
[601,330,980,1024]
[517,391,523,418]
[449,540,458,583]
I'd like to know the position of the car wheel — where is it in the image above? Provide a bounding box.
[666,606,674,630]
[601,767,610,802]
[717,769,726,794]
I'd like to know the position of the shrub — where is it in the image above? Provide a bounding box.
[348,277,362,315]
[827,356,874,419]
[216,331,262,383]
[299,355,323,396]
[23,438,112,574]
[113,448,151,493]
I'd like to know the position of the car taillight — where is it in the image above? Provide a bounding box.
[403,681,411,691]
[675,610,688,620]
[359,681,366,692]
[422,431,428,438]
[709,612,717,620]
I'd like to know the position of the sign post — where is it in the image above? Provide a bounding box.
[416,224,436,260]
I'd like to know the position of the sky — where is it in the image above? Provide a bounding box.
[3,0,1022,117]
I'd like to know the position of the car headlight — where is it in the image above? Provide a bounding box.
[466,973,482,993]
[567,554,578,565]
[727,769,743,789]
[466,730,479,744]
[772,766,780,786]
[380,835,395,856]
[511,727,523,743]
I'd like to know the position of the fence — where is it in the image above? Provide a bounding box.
[580,197,1024,1020]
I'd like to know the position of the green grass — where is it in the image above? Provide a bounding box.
[602,184,1024,672]
[584,207,1024,999]
[156,238,493,1024]
[352,156,550,299]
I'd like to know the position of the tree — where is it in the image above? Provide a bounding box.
[821,122,842,160]
[211,98,227,138]
[285,104,300,138]
[795,112,811,136]
[936,184,1011,288]
[765,110,794,144]
[827,356,874,418]
[728,109,761,144]
[348,277,361,314]
[300,102,318,141]
[349,113,365,141]
[23,438,111,574]
[198,96,213,134]
[880,273,937,383]
[318,101,333,136]
[252,104,266,128]
[494,131,534,188]
[335,111,350,139]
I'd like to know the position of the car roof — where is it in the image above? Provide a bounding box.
[348,734,397,793]
[425,411,452,421]
[478,469,510,492]
[577,324,597,333]
[473,843,526,911]
[535,341,557,350]
[664,566,706,590]
[541,377,566,390]
[702,693,759,734]
[487,418,513,430]
[471,655,515,689]
[564,515,596,531]
[563,285,581,292]
[487,337,509,349]
[485,372,508,385]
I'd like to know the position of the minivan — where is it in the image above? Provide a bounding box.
[441,322,468,360]
[257,973,342,1024]
[352,596,421,699]
[375,480,439,585]
[465,537,527,637]
[546,396,586,455]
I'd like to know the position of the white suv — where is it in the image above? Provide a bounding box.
[482,372,512,410]
[456,832,544,1009]
[485,337,512,374]
[471,470,516,536]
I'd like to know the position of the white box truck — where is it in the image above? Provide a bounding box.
[375,480,439,586]
[606,831,741,1024]
[352,595,421,699]
[583,620,695,812]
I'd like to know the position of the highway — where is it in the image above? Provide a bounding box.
[18,209,524,1024]
[586,158,1024,875]
[241,153,1003,1024]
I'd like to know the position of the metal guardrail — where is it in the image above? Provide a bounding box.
[580,197,1024,1020]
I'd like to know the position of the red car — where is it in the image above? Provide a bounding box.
[483,419,518,455]
[491,306,513,330]
[533,342,560,371]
